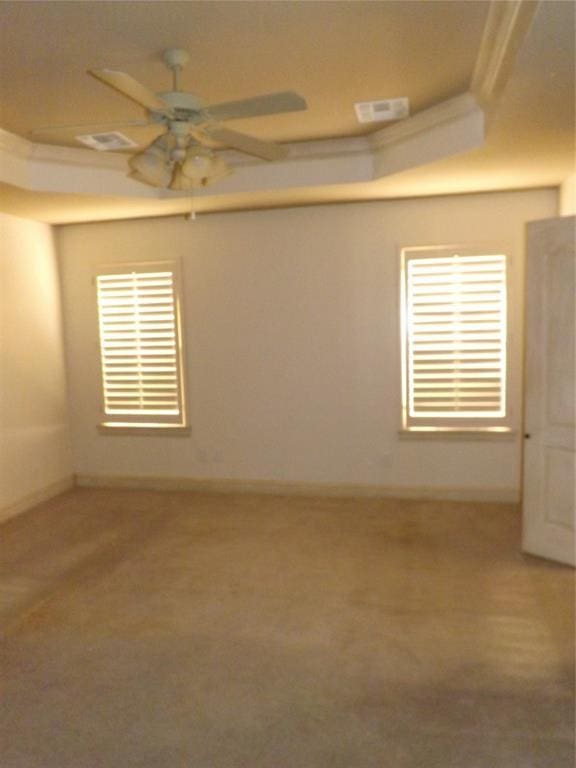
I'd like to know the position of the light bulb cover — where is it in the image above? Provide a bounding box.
[169,164,196,191]
[127,169,161,188]
[128,144,172,187]
[181,147,232,187]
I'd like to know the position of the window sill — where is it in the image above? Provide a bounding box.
[398,429,517,442]
[98,424,191,437]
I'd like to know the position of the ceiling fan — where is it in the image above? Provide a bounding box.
[34,49,307,190]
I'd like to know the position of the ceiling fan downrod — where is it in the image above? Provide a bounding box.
[163,48,190,93]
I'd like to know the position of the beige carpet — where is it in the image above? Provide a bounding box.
[0,488,574,767]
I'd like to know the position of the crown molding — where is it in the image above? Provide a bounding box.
[285,136,372,161]
[0,129,372,173]
[369,93,479,150]
[0,129,34,189]
[0,128,33,159]
[222,136,372,167]
[0,96,484,200]
[371,93,484,180]
[472,0,539,107]
[31,141,128,170]
[0,129,127,170]
[0,129,377,197]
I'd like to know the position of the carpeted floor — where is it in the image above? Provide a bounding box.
[0,488,574,767]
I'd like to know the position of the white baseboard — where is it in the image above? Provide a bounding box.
[75,474,519,504]
[0,475,75,525]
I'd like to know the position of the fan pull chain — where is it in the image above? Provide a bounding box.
[186,194,197,222]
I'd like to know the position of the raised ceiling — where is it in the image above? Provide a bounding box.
[0,0,574,223]
[0,1,487,143]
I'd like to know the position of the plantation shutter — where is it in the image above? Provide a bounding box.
[403,251,507,428]
[96,266,186,427]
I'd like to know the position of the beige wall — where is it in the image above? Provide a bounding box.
[58,189,556,499]
[560,175,576,216]
[0,212,73,519]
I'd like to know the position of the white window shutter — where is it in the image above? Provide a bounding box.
[96,267,186,427]
[402,250,508,430]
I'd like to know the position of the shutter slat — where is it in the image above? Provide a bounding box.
[409,372,501,380]
[413,382,501,389]
[410,353,502,361]
[106,409,180,416]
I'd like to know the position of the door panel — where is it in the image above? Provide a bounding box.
[545,449,574,529]
[522,216,575,566]
[547,249,575,425]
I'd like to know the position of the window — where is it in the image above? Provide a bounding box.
[95,262,187,431]
[401,246,509,432]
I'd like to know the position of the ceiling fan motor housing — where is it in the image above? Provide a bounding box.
[153,91,205,124]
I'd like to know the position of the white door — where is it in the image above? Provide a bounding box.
[522,215,575,566]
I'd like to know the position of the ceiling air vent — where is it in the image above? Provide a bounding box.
[75,132,138,151]
[354,98,409,124]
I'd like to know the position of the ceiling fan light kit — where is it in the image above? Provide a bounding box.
[34,48,308,192]
[127,131,232,190]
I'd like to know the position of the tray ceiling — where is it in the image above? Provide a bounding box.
[0,0,573,223]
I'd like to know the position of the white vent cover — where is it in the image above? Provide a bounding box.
[76,132,138,151]
[354,98,409,124]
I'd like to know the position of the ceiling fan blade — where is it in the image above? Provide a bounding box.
[206,126,288,161]
[32,120,152,136]
[206,92,307,122]
[89,69,169,112]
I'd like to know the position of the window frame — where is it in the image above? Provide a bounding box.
[400,245,512,434]
[94,259,189,434]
